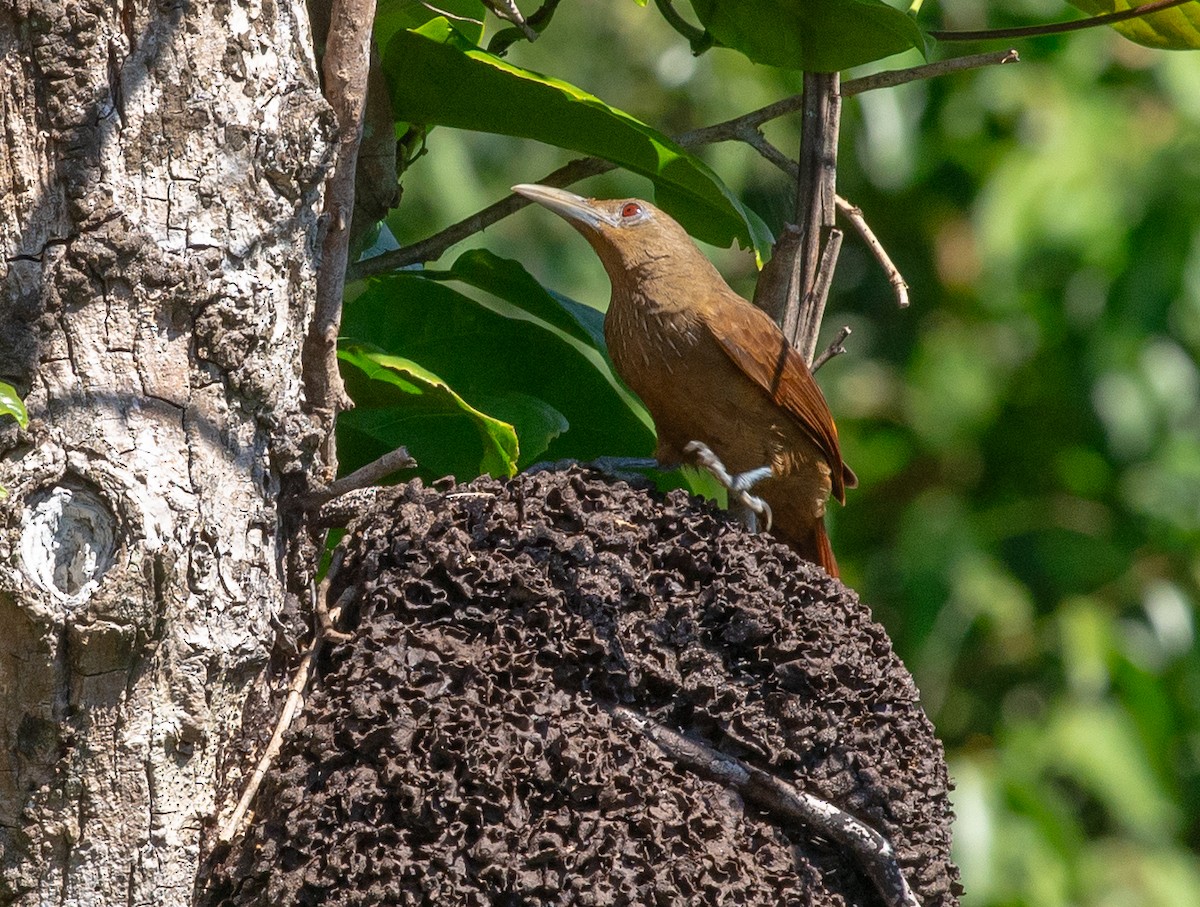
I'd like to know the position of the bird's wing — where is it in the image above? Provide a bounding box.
[708,298,855,502]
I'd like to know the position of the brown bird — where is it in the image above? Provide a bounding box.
[513,184,856,577]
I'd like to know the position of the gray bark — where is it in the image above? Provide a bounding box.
[0,1,331,902]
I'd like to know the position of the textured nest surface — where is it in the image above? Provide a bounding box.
[206,467,960,907]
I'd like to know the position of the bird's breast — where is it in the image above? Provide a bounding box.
[605,295,757,466]
[604,297,701,388]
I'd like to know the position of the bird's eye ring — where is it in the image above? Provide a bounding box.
[620,202,643,219]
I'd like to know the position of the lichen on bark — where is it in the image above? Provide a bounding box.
[0,1,332,902]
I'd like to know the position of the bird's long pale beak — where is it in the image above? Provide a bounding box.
[512,183,616,230]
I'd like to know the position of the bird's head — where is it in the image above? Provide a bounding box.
[512,184,710,284]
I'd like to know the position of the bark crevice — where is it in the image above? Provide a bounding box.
[0,1,332,902]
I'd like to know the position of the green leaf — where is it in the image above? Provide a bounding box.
[1068,0,1200,50]
[380,19,773,258]
[0,381,28,430]
[688,0,926,72]
[428,249,605,351]
[341,270,655,472]
[374,0,486,51]
[476,390,569,468]
[338,345,520,479]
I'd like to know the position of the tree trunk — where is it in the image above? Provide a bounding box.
[0,1,331,902]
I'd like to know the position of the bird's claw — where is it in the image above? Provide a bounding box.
[729,467,774,533]
[683,441,774,533]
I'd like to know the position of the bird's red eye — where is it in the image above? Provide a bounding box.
[620,202,642,219]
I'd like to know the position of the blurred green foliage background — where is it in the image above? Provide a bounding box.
[357,3,1200,904]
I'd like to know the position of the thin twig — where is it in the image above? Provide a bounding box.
[356,47,1021,277]
[219,551,357,843]
[218,638,320,844]
[841,49,1020,97]
[305,0,377,466]
[298,446,417,509]
[737,126,798,180]
[420,2,483,26]
[349,156,612,279]
[488,0,563,55]
[482,0,538,41]
[315,547,354,641]
[835,196,910,309]
[677,96,807,146]
[609,705,921,907]
[811,325,852,373]
[929,0,1193,41]
[799,227,843,365]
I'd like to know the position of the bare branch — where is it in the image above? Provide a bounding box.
[785,72,841,360]
[835,195,910,309]
[798,227,843,364]
[737,126,798,180]
[298,446,417,509]
[357,48,1021,277]
[743,146,909,319]
[325,446,417,496]
[305,0,377,467]
[348,156,613,280]
[609,705,922,907]
[841,49,1019,98]
[811,324,852,373]
[676,95,807,146]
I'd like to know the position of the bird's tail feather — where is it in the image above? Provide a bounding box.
[812,520,839,578]
[778,518,839,578]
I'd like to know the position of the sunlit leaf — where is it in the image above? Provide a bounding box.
[338,345,520,479]
[341,270,655,475]
[0,381,28,430]
[688,0,926,72]
[380,18,773,257]
[477,390,570,468]
[1069,0,1200,50]
[427,248,605,351]
[374,0,486,51]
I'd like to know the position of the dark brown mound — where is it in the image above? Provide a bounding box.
[205,466,960,907]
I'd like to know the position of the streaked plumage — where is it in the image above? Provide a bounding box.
[513,184,855,576]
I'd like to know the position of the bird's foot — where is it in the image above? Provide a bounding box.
[683,441,773,533]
